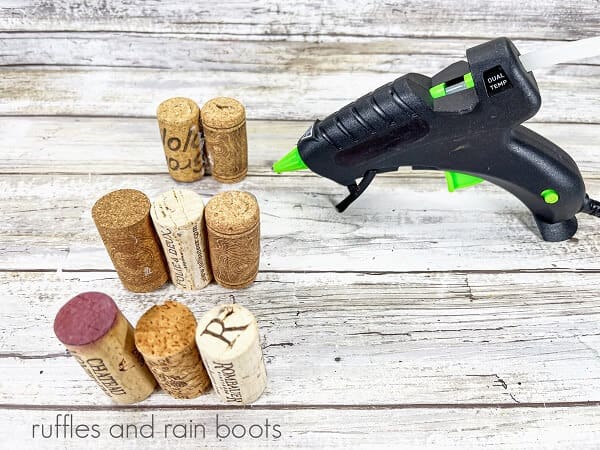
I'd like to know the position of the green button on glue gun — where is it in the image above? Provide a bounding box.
[273,37,600,241]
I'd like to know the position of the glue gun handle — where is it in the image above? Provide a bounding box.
[476,125,585,225]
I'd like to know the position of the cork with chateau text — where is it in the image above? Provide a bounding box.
[54,292,157,404]
[195,304,267,405]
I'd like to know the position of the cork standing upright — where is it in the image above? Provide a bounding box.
[54,292,157,404]
[92,189,169,293]
[157,97,204,182]
[135,300,211,399]
[196,304,267,405]
[150,189,212,290]
[201,97,248,183]
[204,191,260,289]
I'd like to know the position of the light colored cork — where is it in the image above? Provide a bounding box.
[150,189,212,290]
[157,97,205,182]
[135,300,211,399]
[54,292,157,404]
[92,189,169,293]
[201,97,248,183]
[196,304,267,405]
[204,191,260,289]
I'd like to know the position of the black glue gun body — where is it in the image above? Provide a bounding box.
[296,38,588,241]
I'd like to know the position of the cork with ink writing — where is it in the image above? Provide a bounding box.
[134,300,211,399]
[204,191,260,289]
[157,97,204,182]
[150,189,212,290]
[201,97,248,183]
[195,303,267,405]
[54,292,157,404]
[92,189,169,293]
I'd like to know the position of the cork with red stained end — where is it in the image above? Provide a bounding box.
[134,300,211,399]
[204,191,260,289]
[157,97,205,182]
[201,97,248,183]
[92,189,169,293]
[54,292,157,404]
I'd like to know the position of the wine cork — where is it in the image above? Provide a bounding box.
[92,189,169,293]
[53,292,157,404]
[157,97,204,182]
[204,191,260,289]
[201,97,248,183]
[196,304,267,405]
[150,189,212,290]
[134,300,211,399]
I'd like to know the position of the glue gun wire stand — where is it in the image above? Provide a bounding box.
[273,37,600,242]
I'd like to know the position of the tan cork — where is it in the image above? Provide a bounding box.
[150,189,213,290]
[200,97,248,183]
[54,292,157,404]
[92,189,169,293]
[195,304,267,405]
[204,191,260,289]
[135,300,211,399]
[157,97,205,182]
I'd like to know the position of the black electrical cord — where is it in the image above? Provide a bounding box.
[581,194,600,218]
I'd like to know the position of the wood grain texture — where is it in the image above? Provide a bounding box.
[0,63,598,121]
[1,118,599,175]
[1,0,600,445]
[2,407,600,448]
[1,271,600,405]
[1,0,599,38]
[2,172,600,272]
[3,34,600,71]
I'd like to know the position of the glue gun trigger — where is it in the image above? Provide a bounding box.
[335,170,377,213]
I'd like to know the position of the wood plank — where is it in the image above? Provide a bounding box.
[1,0,598,39]
[1,118,600,177]
[2,34,599,70]
[1,173,600,272]
[0,118,300,175]
[0,64,598,122]
[1,406,600,448]
[2,271,600,405]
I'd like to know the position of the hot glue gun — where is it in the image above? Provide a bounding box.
[273,37,600,241]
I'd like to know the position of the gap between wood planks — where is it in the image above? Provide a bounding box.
[2,268,600,274]
[1,402,599,410]
[1,115,598,125]
[0,32,591,41]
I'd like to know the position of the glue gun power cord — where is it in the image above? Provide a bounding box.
[581,195,600,218]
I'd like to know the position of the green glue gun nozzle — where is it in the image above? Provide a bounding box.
[445,171,484,192]
[273,146,308,173]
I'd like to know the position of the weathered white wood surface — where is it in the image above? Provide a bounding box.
[3,172,600,272]
[0,2,598,121]
[1,0,598,38]
[1,1,600,447]
[3,270,600,405]
[2,118,600,175]
[0,33,598,121]
[2,407,600,448]
[0,59,598,121]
